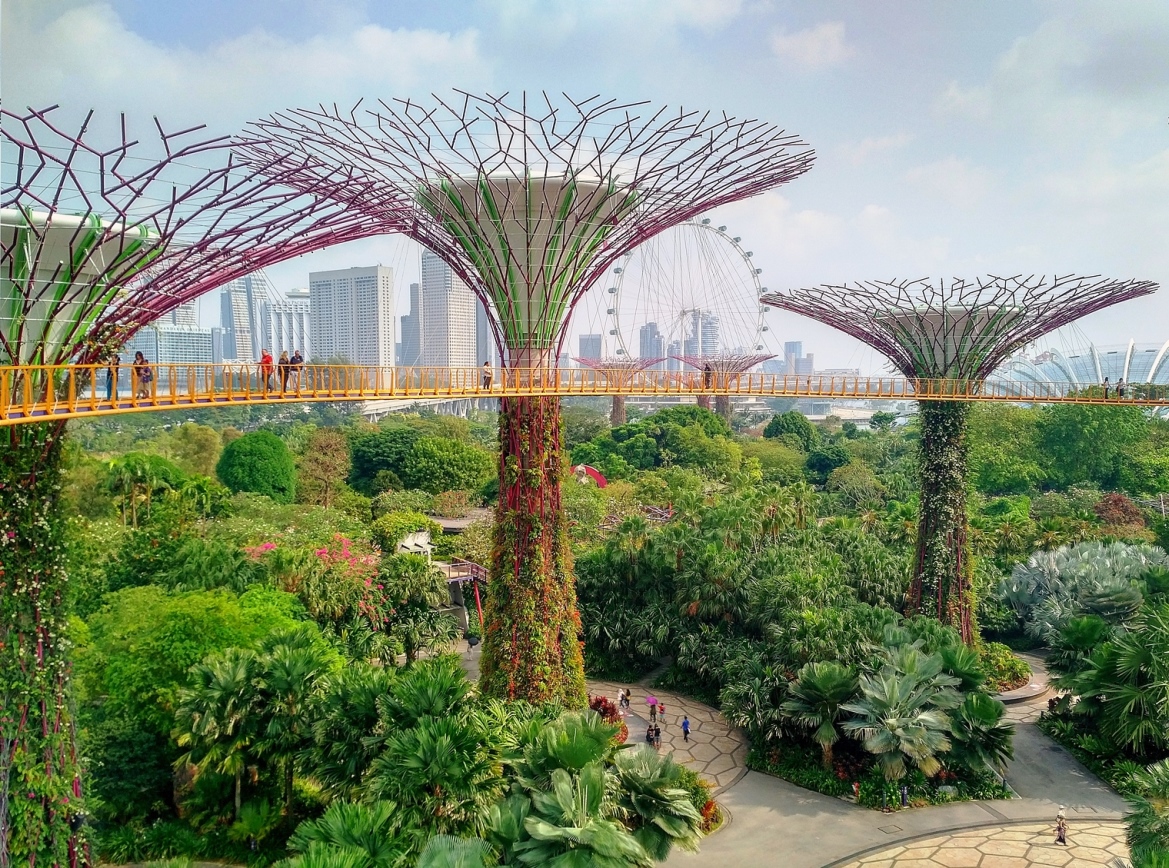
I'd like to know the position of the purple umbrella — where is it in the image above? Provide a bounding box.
[645,695,658,707]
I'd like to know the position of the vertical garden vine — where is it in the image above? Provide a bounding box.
[908,400,974,644]
[0,421,84,866]
[480,394,587,706]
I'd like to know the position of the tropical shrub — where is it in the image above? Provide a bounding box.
[216,431,296,503]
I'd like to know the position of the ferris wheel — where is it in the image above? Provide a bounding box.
[591,217,773,362]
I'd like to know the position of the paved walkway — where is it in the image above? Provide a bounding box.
[588,679,749,794]
[665,650,1129,867]
[837,820,1129,867]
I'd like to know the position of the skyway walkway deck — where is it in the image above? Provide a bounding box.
[2,363,1166,426]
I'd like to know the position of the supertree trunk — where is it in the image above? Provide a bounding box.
[611,396,627,427]
[481,395,587,706]
[0,422,85,867]
[908,401,974,644]
[715,395,732,423]
[697,395,712,411]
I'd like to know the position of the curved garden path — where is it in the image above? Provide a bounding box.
[664,652,1131,867]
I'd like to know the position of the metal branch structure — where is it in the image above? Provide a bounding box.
[762,275,1157,642]
[0,107,384,863]
[575,356,664,424]
[675,352,775,419]
[238,91,815,704]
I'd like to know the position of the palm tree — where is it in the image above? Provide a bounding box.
[719,658,789,746]
[286,800,411,868]
[610,748,703,860]
[675,542,748,624]
[1128,759,1169,865]
[948,693,1014,775]
[416,835,495,868]
[254,627,338,815]
[174,648,260,820]
[309,665,398,798]
[841,671,955,781]
[781,661,859,769]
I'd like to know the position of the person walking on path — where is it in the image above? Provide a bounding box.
[291,350,304,391]
[653,724,662,749]
[132,351,153,399]
[649,704,657,724]
[1103,377,1111,398]
[481,361,493,390]
[622,688,631,710]
[106,353,120,402]
[1118,378,1127,399]
[1055,807,1068,845]
[682,716,691,743]
[278,351,291,392]
[657,703,666,723]
[260,348,274,391]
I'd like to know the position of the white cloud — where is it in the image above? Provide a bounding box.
[769,22,853,71]
[904,157,993,208]
[836,133,912,166]
[2,3,492,131]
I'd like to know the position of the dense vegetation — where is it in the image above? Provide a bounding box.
[41,396,1169,864]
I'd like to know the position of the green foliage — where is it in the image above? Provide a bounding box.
[976,642,1031,692]
[740,439,805,484]
[349,425,420,495]
[1037,403,1147,489]
[781,661,859,768]
[400,437,493,495]
[763,411,819,451]
[370,511,443,553]
[804,442,850,485]
[286,801,412,867]
[371,488,435,518]
[216,431,297,503]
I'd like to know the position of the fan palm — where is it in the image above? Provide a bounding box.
[948,693,1014,774]
[286,800,412,868]
[310,664,397,797]
[611,748,703,860]
[508,711,621,793]
[174,648,261,819]
[780,661,858,769]
[841,671,954,780]
[719,659,789,746]
[1128,759,1169,866]
[415,836,495,868]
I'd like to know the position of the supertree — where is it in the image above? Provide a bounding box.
[0,106,383,863]
[575,356,664,425]
[240,91,815,703]
[675,352,774,421]
[761,275,1156,642]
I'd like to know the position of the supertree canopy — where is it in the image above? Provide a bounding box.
[675,352,775,419]
[0,106,383,863]
[762,275,1156,642]
[240,91,815,703]
[575,356,664,425]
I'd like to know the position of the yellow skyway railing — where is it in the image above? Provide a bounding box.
[2,363,1168,426]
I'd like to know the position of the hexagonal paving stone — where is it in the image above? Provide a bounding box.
[931,846,982,867]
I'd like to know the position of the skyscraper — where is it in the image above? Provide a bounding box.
[218,272,272,362]
[639,321,665,368]
[399,282,423,366]
[476,296,497,367]
[578,334,602,360]
[420,252,477,368]
[264,287,311,358]
[683,310,720,357]
[309,265,396,365]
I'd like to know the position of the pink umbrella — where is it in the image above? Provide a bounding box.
[645,695,658,706]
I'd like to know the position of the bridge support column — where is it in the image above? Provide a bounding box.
[1,421,84,865]
[480,394,587,706]
[907,400,974,644]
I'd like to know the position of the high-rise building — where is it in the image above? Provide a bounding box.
[578,333,602,360]
[264,287,311,358]
[400,282,422,366]
[475,296,497,367]
[309,265,396,365]
[639,321,665,368]
[218,273,272,361]
[683,310,719,357]
[420,252,477,368]
[782,341,815,376]
[666,339,683,371]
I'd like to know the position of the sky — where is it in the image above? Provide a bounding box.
[5,0,1169,372]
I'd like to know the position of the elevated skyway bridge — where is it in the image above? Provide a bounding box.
[2,363,1167,426]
